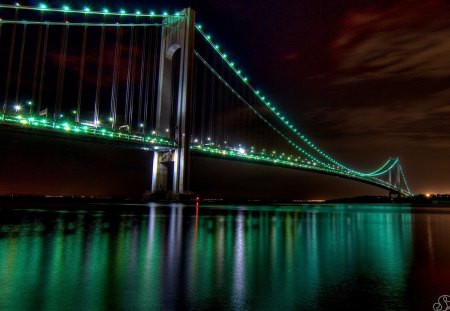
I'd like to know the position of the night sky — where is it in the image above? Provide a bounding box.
[2,0,450,198]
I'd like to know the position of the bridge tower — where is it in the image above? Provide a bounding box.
[151,8,196,197]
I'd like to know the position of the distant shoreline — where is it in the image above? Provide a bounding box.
[0,194,448,208]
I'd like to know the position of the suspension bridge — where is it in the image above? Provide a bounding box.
[0,3,412,198]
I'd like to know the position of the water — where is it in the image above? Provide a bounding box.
[0,203,449,311]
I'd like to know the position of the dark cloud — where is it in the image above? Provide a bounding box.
[331,0,450,83]
[281,51,302,61]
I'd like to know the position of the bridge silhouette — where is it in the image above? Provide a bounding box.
[0,4,412,198]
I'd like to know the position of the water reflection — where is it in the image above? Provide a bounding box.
[0,204,421,310]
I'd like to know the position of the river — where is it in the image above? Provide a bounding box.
[0,203,449,310]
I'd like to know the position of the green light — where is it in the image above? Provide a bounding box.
[72,110,77,114]
[206,35,211,40]
[149,10,155,15]
[62,5,70,10]
[102,8,109,13]
[38,3,47,9]
[136,10,141,15]
[83,6,90,12]
[197,24,202,29]
[120,9,126,14]
[163,11,168,16]
[27,101,32,106]
[109,117,113,122]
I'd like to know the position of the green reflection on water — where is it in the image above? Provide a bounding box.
[0,204,412,310]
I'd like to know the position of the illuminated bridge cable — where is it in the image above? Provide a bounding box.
[76,25,87,123]
[37,24,49,113]
[137,27,147,129]
[148,26,160,132]
[194,51,328,167]
[143,28,151,132]
[110,26,122,129]
[129,27,138,129]
[94,25,106,127]
[55,24,69,120]
[32,24,43,108]
[195,25,409,179]
[0,21,2,116]
[399,164,411,194]
[15,24,27,105]
[194,49,330,166]
[194,26,348,172]
[0,4,185,19]
[125,26,135,128]
[366,158,396,176]
[359,158,398,177]
[3,9,18,115]
[363,158,399,177]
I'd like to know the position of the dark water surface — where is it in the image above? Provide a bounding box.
[1,203,449,310]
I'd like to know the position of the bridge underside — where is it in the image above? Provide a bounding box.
[190,146,409,196]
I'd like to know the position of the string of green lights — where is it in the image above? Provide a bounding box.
[190,144,412,196]
[0,114,176,148]
[0,3,184,18]
[194,51,332,170]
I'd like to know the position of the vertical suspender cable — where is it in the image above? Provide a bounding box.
[0,22,2,114]
[76,25,87,123]
[129,27,138,129]
[94,26,106,126]
[209,53,215,141]
[218,56,225,146]
[54,25,69,120]
[200,56,207,144]
[15,24,27,105]
[143,27,152,132]
[137,27,147,130]
[191,56,198,142]
[149,27,160,132]
[110,26,122,129]
[3,9,18,115]
[32,24,43,107]
[125,26,135,129]
[37,24,49,114]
